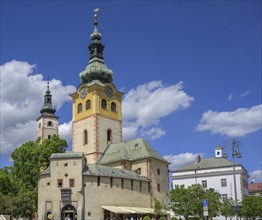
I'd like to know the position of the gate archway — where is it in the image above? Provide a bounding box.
[61,204,77,220]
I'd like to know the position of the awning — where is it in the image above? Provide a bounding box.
[102,206,154,214]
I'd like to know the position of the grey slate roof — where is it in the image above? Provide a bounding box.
[173,158,240,172]
[50,152,84,159]
[97,138,168,165]
[41,167,50,175]
[83,164,149,181]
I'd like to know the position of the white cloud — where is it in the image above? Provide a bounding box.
[227,90,251,101]
[196,104,262,137]
[238,90,250,99]
[249,169,262,182]
[141,127,166,140]
[0,60,76,156]
[228,94,233,101]
[164,152,202,171]
[1,62,194,158]
[59,121,72,144]
[122,81,194,140]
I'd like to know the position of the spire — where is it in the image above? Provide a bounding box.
[40,81,56,115]
[79,8,114,84]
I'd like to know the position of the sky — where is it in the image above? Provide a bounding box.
[0,0,261,182]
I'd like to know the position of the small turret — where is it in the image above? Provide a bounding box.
[215,145,224,158]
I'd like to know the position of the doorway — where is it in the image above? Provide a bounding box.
[61,204,77,220]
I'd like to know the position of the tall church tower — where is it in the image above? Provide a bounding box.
[37,82,59,143]
[71,10,123,164]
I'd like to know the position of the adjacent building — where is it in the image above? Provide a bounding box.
[37,10,169,220]
[248,182,262,197]
[171,145,249,203]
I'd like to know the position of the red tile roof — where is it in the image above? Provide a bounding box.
[248,182,262,192]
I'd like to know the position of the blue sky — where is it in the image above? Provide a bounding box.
[1,1,261,182]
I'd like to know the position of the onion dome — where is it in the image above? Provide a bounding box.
[80,8,114,84]
[40,82,56,115]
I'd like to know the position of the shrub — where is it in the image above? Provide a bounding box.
[159,217,166,220]
[143,216,151,220]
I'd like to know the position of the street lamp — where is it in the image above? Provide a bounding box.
[231,139,241,220]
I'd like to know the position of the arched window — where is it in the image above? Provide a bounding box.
[111,102,116,112]
[38,123,41,128]
[86,100,91,110]
[48,135,51,139]
[101,99,107,109]
[107,129,112,142]
[83,130,88,145]
[47,121,52,127]
[77,103,82,113]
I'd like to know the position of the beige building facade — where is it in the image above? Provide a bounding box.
[38,11,169,220]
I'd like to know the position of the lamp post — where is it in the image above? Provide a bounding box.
[231,139,241,220]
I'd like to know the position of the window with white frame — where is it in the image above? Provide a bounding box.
[202,180,207,188]
[221,194,228,202]
[221,178,227,187]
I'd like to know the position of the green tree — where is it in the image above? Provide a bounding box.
[241,196,262,218]
[154,198,165,218]
[202,188,221,218]
[220,199,235,220]
[0,192,15,214]
[169,184,203,220]
[9,135,67,218]
[0,166,19,195]
[169,184,221,220]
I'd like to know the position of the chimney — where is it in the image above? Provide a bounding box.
[197,154,201,163]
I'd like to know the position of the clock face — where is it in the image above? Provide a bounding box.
[79,88,88,99]
[105,86,113,98]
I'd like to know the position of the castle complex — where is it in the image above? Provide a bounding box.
[37,10,169,220]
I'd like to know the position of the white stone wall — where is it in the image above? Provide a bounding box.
[172,166,249,202]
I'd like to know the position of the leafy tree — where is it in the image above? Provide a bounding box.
[11,190,36,219]
[169,184,203,220]
[202,188,221,218]
[0,166,19,195]
[221,198,235,220]
[169,184,221,220]
[241,196,262,218]
[154,198,165,217]
[0,192,15,214]
[11,135,67,190]
[6,135,68,219]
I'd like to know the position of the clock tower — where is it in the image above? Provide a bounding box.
[71,10,123,164]
[37,82,59,143]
